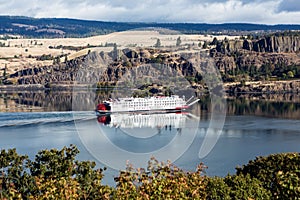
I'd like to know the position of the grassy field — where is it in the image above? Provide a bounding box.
[0,30,237,75]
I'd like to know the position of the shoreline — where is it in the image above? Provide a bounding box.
[1,80,300,94]
[224,80,300,94]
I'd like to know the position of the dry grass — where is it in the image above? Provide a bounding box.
[0,30,238,75]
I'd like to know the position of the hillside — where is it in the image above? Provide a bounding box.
[1,16,300,38]
[1,21,300,94]
[3,40,300,94]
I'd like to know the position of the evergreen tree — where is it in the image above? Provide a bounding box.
[112,43,120,60]
[202,41,208,49]
[3,64,7,77]
[154,39,161,48]
[176,36,181,46]
[64,55,68,63]
[210,37,218,45]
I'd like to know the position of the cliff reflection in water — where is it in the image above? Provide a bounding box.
[225,94,300,119]
[0,91,73,112]
[0,90,300,119]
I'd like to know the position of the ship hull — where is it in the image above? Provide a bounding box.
[96,96,190,115]
[95,106,188,116]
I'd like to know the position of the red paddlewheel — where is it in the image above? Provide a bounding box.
[97,103,106,111]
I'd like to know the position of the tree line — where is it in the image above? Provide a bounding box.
[1,145,299,199]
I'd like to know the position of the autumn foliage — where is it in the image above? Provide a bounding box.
[0,145,299,199]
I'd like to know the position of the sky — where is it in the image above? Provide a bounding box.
[0,0,300,24]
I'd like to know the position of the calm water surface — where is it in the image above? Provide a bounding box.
[0,92,300,185]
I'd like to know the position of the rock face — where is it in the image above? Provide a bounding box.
[216,35,300,54]
[211,33,300,75]
[5,34,300,94]
[7,48,203,92]
[252,35,300,53]
[213,52,300,72]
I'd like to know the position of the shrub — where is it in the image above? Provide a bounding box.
[113,157,207,199]
[236,153,300,199]
[206,176,231,200]
[0,148,33,199]
[206,174,271,200]
[0,145,113,199]
[224,174,271,199]
[1,146,299,199]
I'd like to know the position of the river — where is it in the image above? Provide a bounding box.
[0,91,300,185]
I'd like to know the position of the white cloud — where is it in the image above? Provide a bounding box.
[0,0,299,24]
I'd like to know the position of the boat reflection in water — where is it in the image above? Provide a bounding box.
[76,110,200,171]
[97,111,189,132]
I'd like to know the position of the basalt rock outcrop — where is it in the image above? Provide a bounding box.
[215,34,300,54]
[214,51,300,73]
[211,33,300,78]
[248,35,300,53]
[8,56,86,86]
[3,33,300,94]
[5,48,205,95]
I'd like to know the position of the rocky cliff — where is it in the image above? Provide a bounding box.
[248,35,300,53]
[5,48,204,93]
[211,33,300,80]
[216,34,300,54]
[213,51,300,73]
[3,32,300,94]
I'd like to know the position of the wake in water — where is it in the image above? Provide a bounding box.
[0,111,96,128]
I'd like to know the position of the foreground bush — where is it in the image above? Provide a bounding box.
[236,152,300,199]
[113,158,207,199]
[0,145,113,199]
[206,174,271,200]
[0,145,299,199]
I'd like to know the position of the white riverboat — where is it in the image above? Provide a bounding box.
[96,95,199,114]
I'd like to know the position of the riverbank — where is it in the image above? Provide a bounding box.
[224,80,300,94]
[1,79,300,94]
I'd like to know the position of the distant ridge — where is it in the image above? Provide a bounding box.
[1,16,300,38]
